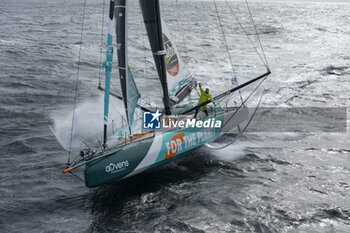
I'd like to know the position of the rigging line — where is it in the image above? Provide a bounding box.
[220,74,268,130]
[110,100,125,122]
[207,74,269,149]
[195,87,201,97]
[98,0,106,87]
[205,89,265,150]
[98,88,127,123]
[244,0,269,68]
[69,152,85,165]
[69,171,85,182]
[213,0,236,76]
[69,142,128,171]
[144,31,151,106]
[138,2,151,107]
[214,0,243,103]
[176,0,189,62]
[68,0,88,165]
[217,92,231,104]
[201,71,268,134]
[223,0,268,68]
[68,137,94,165]
[224,94,237,109]
[174,2,225,80]
[200,44,225,80]
[179,70,270,115]
[213,0,245,105]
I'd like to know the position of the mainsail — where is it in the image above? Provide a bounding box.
[139,0,171,115]
[116,0,140,133]
[102,0,116,146]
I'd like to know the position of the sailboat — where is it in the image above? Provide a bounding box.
[53,0,271,188]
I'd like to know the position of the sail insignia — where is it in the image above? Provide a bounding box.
[161,17,189,96]
[160,17,197,105]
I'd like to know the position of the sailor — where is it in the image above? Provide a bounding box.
[194,83,215,118]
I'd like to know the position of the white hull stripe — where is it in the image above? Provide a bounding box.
[124,133,163,178]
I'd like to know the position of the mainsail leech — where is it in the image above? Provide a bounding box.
[102,0,116,146]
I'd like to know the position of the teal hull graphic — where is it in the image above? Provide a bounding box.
[84,107,248,188]
[85,136,153,187]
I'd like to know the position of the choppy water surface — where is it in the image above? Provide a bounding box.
[1,0,349,232]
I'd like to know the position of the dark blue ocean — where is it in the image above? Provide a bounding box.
[1,0,349,232]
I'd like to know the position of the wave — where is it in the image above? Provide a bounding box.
[321,65,350,76]
[2,140,35,155]
[0,39,27,46]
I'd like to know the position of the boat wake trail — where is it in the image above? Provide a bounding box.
[207,142,247,161]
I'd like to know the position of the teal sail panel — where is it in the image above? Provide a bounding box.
[102,0,116,146]
[103,32,113,125]
[127,67,141,126]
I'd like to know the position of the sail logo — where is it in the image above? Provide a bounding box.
[105,160,129,174]
[164,133,185,160]
[143,110,162,129]
[162,33,179,77]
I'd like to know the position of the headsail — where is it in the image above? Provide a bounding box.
[102,0,116,146]
[127,66,141,127]
[139,0,171,115]
[116,0,140,133]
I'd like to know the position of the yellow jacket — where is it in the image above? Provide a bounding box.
[198,86,214,110]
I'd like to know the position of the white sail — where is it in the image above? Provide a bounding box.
[161,17,190,96]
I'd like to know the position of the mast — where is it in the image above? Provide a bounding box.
[115,0,132,133]
[102,0,116,147]
[139,0,171,115]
